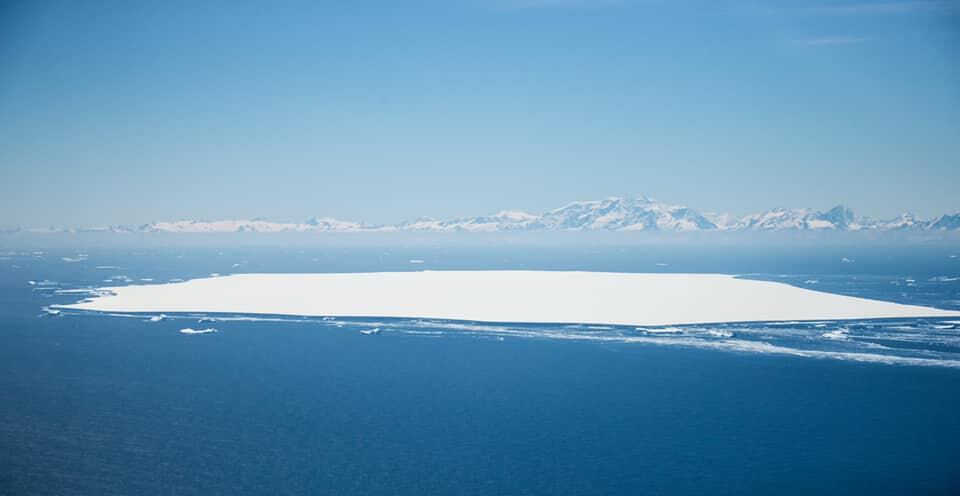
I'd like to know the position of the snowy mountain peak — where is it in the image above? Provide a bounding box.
[540,197,716,231]
[732,205,858,231]
[19,198,960,234]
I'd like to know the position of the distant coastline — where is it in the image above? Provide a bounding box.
[6,198,959,234]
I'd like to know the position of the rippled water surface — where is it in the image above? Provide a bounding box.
[2,244,959,494]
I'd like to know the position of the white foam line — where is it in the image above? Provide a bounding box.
[455,329,960,368]
[51,306,960,367]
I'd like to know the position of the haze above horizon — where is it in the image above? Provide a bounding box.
[1,0,958,228]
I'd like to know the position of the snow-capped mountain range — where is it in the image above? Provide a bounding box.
[9,197,960,234]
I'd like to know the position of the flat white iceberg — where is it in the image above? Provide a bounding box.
[59,271,960,327]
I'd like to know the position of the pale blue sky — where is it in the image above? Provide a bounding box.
[1,0,958,227]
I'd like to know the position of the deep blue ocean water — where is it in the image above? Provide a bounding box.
[1,242,959,494]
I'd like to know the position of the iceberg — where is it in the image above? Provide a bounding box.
[57,271,960,327]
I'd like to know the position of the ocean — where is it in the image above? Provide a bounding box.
[1,241,959,494]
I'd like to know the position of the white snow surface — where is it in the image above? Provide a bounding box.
[58,271,960,327]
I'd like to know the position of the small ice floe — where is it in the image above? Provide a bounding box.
[929,276,959,282]
[27,280,36,286]
[932,324,955,330]
[95,265,119,270]
[885,325,918,331]
[706,329,734,338]
[804,279,819,285]
[841,257,855,264]
[40,307,62,317]
[644,327,683,334]
[321,316,335,321]
[198,317,218,324]
[180,328,217,335]
[814,323,828,328]
[147,314,167,322]
[655,262,670,267]
[409,259,425,264]
[360,328,381,335]
[821,329,850,341]
[139,278,154,282]
[209,273,220,277]
[231,263,242,268]
[61,256,87,263]
[169,278,184,282]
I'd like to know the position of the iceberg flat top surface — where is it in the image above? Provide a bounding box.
[59,271,960,326]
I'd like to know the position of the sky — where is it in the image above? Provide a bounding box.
[1,0,958,228]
